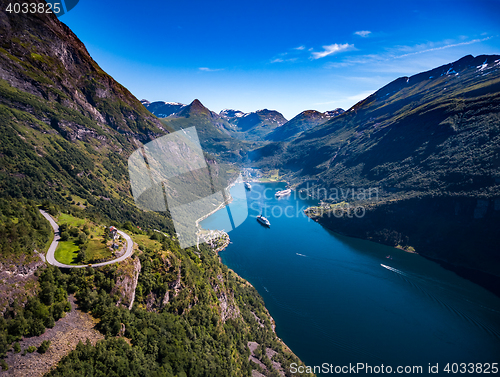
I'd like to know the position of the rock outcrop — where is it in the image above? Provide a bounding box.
[0,254,45,314]
[212,274,240,323]
[111,256,141,310]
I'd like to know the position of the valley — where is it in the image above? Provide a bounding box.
[142,55,500,295]
[0,1,499,376]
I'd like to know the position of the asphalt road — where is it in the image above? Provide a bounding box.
[39,209,134,268]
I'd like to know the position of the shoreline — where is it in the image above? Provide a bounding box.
[195,177,239,253]
[195,178,288,254]
[195,176,239,228]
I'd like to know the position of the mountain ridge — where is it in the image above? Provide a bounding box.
[154,98,251,161]
[143,100,347,142]
[266,108,344,142]
[141,100,185,117]
[143,99,290,143]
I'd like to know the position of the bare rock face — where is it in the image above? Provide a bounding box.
[162,289,170,306]
[111,256,141,310]
[118,323,126,337]
[145,291,158,312]
[169,265,182,297]
[0,254,46,314]
[247,341,286,377]
[212,274,240,323]
[0,0,167,152]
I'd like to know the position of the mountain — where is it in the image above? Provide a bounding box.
[142,100,288,142]
[141,100,185,117]
[266,108,344,142]
[0,4,311,375]
[176,98,218,118]
[220,109,246,118]
[220,108,288,140]
[251,54,500,291]
[157,99,252,161]
[227,109,287,132]
[264,55,500,193]
[0,0,174,230]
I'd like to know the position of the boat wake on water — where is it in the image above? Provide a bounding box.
[296,253,307,257]
[380,264,409,276]
[380,264,500,340]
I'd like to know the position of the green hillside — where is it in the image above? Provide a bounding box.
[0,3,174,232]
[255,55,500,197]
[0,3,312,375]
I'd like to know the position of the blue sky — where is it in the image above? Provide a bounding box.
[61,0,500,119]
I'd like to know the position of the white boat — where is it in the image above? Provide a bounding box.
[257,215,270,227]
[275,189,291,198]
[244,182,252,190]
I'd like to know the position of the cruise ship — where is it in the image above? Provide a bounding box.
[275,189,291,198]
[244,182,252,190]
[256,215,271,227]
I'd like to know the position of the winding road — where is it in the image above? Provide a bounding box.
[39,209,134,268]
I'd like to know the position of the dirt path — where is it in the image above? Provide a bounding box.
[2,295,104,376]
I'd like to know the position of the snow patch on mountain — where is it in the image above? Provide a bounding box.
[220,109,247,118]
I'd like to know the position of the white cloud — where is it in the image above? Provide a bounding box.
[325,36,494,70]
[271,57,299,64]
[199,67,223,72]
[395,37,492,58]
[354,30,371,38]
[270,46,307,63]
[312,43,355,59]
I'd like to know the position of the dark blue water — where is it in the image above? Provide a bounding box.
[201,182,500,375]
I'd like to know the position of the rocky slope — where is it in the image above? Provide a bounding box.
[0,255,45,314]
[0,1,178,231]
[3,295,104,377]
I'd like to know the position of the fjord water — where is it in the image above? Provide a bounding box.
[201,182,500,375]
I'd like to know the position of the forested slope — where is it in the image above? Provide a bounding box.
[0,2,312,375]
